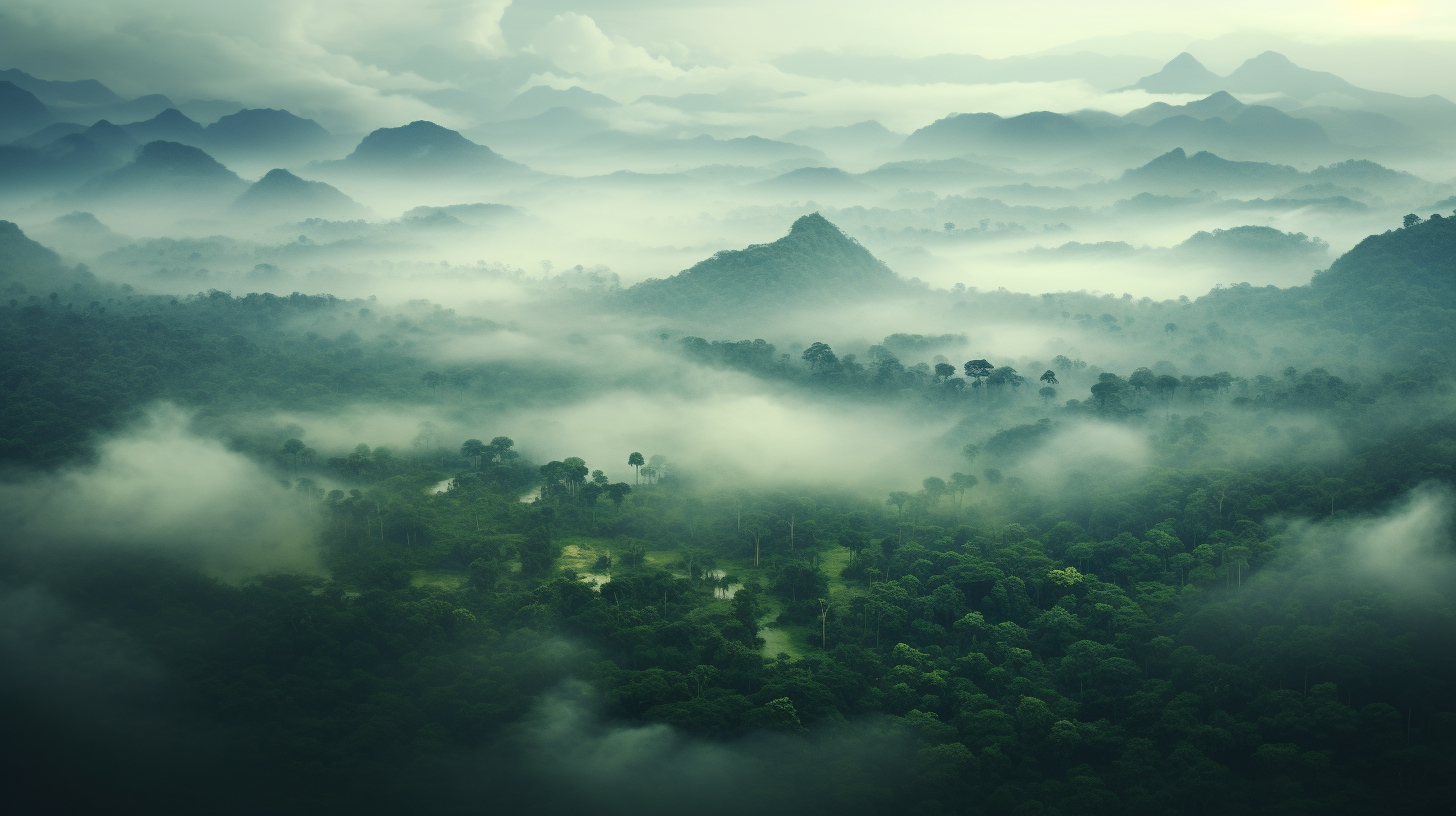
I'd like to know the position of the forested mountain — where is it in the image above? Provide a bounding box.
[7,25,1456,816]
[74,140,246,202]
[317,120,530,178]
[621,213,905,314]
[233,169,364,220]
[1307,212,1456,349]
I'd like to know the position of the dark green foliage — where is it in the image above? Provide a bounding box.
[1176,224,1328,256]
[1310,213,1456,348]
[7,216,1456,814]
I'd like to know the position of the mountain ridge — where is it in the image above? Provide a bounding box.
[620,213,904,314]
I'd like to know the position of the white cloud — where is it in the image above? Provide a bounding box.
[0,405,323,578]
[531,12,685,79]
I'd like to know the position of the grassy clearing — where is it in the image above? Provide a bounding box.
[557,536,613,572]
[410,570,467,590]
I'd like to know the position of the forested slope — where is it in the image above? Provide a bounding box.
[3,217,1456,815]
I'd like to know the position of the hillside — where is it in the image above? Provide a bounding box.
[76,140,246,200]
[233,168,364,219]
[205,108,333,153]
[0,220,94,292]
[325,120,529,177]
[621,213,904,313]
[1309,213,1456,347]
[1116,147,1301,193]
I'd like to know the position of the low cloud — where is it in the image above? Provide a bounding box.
[0,404,323,578]
[467,679,911,816]
[1328,482,1453,587]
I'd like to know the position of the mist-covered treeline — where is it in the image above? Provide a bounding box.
[4,210,1456,815]
[8,14,1456,815]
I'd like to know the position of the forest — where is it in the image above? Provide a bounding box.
[3,209,1455,815]
[7,13,1456,814]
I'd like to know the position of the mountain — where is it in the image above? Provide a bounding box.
[1141,104,1329,152]
[34,133,129,181]
[754,167,872,195]
[123,109,207,147]
[0,69,121,107]
[11,122,86,148]
[1122,52,1224,95]
[398,203,522,227]
[205,108,333,154]
[0,220,93,292]
[1123,90,1246,126]
[1116,147,1300,193]
[905,92,1336,163]
[27,211,129,256]
[1173,225,1327,259]
[0,130,129,192]
[77,140,246,201]
[1223,52,1356,99]
[89,94,178,126]
[496,86,619,120]
[323,120,529,177]
[77,120,139,156]
[902,111,1099,157]
[1305,159,1426,196]
[1125,52,1456,140]
[1,81,50,137]
[620,212,903,313]
[233,168,364,220]
[1309,214,1456,349]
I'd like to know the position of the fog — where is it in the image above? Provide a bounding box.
[0,405,323,577]
[6,5,1456,814]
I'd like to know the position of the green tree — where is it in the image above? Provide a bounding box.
[963,359,994,389]
[628,451,644,484]
[887,491,911,517]
[519,526,557,576]
[606,482,632,508]
[282,438,305,475]
[460,438,486,468]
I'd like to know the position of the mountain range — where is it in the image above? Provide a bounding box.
[1124,52,1456,140]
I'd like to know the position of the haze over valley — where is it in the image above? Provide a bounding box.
[3,3,1456,814]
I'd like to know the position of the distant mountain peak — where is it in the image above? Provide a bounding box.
[1125,52,1224,94]
[150,108,196,125]
[76,140,245,200]
[1246,51,1294,66]
[234,168,362,218]
[620,213,902,314]
[206,108,331,150]
[131,140,232,173]
[330,120,529,176]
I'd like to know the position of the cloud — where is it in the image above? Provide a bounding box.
[532,12,685,79]
[0,404,323,578]
[467,679,912,816]
[0,0,490,130]
[1335,482,1453,585]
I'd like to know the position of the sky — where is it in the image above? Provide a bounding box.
[5,0,1456,133]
